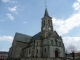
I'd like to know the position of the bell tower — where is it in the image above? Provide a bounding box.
[41,8,53,39]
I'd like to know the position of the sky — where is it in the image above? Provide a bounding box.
[0,0,80,52]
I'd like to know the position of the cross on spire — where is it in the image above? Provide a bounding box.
[44,0,49,17]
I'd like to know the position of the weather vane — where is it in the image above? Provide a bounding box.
[45,0,47,8]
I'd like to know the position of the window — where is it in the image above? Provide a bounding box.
[37,49,38,53]
[55,39,57,46]
[29,48,30,54]
[45,48,46,53]
[48,20,50,25]
[37,42,38,45]
[11,52,12,55]
[59,42,61,46]
[44,20,45,26]
[51,40,53,45]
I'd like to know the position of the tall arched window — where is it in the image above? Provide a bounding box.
[59,42,61,46]
[37,42,38,45]
[44,20,45,26]
[48,20,50,25]
[29,48,30,54]
[51,40,53,45]
[37,49,38,53]
[45,48,46,53]
[55,39,57,46]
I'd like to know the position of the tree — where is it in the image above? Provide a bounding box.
[68,44,76,53]
[65,49,69,56]
[66,44,77,59]
[65,49,69,54]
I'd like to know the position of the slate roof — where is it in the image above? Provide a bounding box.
[30,31,60,42]
[52,31,59,37]
[30,32,41,42]
[0,52,8,54]
[44,8,49,17]
[14,32,32,43]
[14,31,60,43]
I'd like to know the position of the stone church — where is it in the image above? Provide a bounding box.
[8,8,66,60]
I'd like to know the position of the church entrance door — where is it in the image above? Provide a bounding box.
[55,50,59,57]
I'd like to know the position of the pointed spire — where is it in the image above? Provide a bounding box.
[44,8,49,17]
[44,0,49,17]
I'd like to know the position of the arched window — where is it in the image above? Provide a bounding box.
[37,49,38,53]
[29,48,30,54]
[44,20,45,26]
[59,42,61,46]
[55,39,57,46]
[45,48,46,53]
[37,42,38,45]
[51,40,53,45]
[48,20,50,25]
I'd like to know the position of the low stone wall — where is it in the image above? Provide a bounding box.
[21,58,65,60]
[7,57,80,60]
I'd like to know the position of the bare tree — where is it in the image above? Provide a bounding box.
[68,44,77,53]
[65,49,69,53]
[65,49,69,57]
[67,44,77,59]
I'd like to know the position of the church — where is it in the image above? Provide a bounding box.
[8,7,66,60]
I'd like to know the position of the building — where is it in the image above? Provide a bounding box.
[66,53,80,59]
[8,8,66,60]
[0,51,8,60]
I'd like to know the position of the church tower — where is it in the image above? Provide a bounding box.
[40,3,65,58]
[41,8,53,38]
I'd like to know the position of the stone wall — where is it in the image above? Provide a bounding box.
[14,42,28,58]
[21,58,65,60]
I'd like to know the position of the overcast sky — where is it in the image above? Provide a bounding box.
[0,0,80,51]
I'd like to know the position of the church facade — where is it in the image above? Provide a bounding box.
[8,8,65,60]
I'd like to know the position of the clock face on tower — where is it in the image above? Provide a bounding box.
[43,27,45,30]
[49,27,51,30]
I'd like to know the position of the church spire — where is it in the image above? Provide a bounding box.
[44,8,49,17]
[44,0,49,17]
[41,0,53,39]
